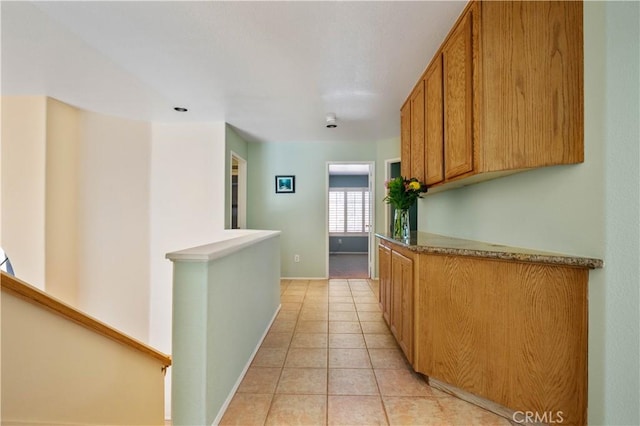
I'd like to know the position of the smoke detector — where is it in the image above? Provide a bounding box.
[326,113,337,128]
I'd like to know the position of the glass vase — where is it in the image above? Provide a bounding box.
[393,208,410,241]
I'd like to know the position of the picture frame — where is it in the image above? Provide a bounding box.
[275,175,295,193]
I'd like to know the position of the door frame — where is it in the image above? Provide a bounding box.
[325,161,376,279]
[230,151,247,229]
[384,157,401,236]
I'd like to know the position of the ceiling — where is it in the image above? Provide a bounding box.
[1,1,466,144]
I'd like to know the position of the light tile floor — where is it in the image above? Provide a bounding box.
[219,279,512,426]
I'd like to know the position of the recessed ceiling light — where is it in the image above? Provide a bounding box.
[174,107,188,112]
[326,112,337,128]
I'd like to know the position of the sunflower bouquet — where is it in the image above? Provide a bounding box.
[383,176,427,210]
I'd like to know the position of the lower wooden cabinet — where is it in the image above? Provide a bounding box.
[378,239,590,426]
[390,250,413,364]
[378,243,413,364]
[378,244,392,324]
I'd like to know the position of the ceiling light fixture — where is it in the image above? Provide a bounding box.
[326,113,337,128]
[174,107,188,112]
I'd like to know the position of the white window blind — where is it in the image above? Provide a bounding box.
[329,188,370,234]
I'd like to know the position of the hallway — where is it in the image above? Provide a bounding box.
[328,254,369,279]
[219,279,510,425]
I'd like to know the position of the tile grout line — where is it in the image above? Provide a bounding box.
[263,279,305,425]
[363,279,392,426]
[221,278,513,426]
[324,280,329,426]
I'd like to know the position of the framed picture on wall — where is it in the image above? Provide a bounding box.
[275,175,295,193]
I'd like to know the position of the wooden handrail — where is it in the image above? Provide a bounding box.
[1,271,171,368]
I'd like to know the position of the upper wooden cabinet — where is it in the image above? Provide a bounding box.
[410,81,426,183]
[424,55,444,186]
[443,5,475,180]
[401,0,583,192]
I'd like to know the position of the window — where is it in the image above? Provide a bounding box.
[329,188,370,234]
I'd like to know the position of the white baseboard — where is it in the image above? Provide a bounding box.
[281,277,330,280]
[210,305,281,426]
[329,251,368,255]
[2,421,91,426]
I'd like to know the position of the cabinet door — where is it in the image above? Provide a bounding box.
[400,102,412,178]
[481,1,583,171]
[415,254,588,426]
[410,81,425,183]
[424,55,444,186]
[378,244,392,325]
[391,250,413,363]
[399,257,414,363]
[443,6,474,180]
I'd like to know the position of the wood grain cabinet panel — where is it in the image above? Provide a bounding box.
[415,254,588,426]
[443,7,474,180]
[378,244,392,324]
[400,0,583,192]
[379,242,415,365]
[480,0,584,171]
[410,81,426,183]
[424,55,444,186]
[390,250,413,364]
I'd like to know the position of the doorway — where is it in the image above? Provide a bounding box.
[327,162,375,278]
[230,152,247,229]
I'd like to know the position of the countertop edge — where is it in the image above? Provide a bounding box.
[376,232,604,270]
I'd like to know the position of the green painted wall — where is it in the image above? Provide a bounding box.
[247,139,398,278]
[601,2,639,424]
[171,235,281,425]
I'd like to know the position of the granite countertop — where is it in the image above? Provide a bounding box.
[376,232,604,269]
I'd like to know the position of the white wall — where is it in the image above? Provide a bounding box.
[1,97,47,289]
[77,111,152,342]
[416,3,639,423]
[45,98,80,305]
[1,97,228,419]
[2,289,165,426]
[149,121,226,419]
[1,98,154,342]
